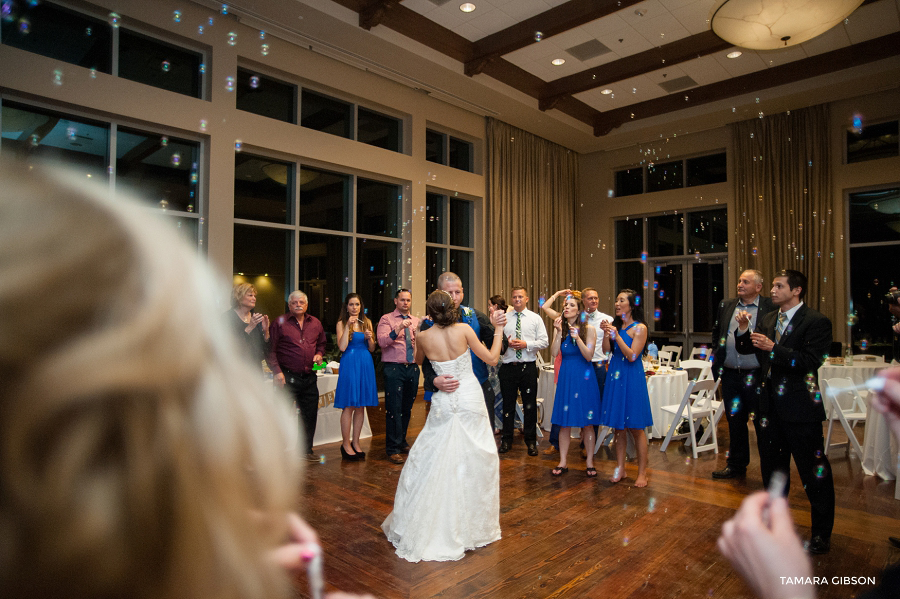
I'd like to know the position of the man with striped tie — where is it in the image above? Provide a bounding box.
[499,286,549,456]
[736,269,834,555]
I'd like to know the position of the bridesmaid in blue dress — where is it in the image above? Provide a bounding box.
[549,291,602,477]
[599,289,653,487]
[335,293,377,461]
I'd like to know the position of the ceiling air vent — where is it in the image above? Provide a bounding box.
[659,75,699,93]
[566,39,612,61]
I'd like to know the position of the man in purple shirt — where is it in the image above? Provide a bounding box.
[376,289,420,464]
[267,290,326,461]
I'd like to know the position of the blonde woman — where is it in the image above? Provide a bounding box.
[334,293,377,461]
[229,282,270,364]
[0,160,371,599]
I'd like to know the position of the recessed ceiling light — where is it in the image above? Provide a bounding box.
[551,58,565,66]
[726,50,743,58]
[459,3,476,12]
[601,88,613,94]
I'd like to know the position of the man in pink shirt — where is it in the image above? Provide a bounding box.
[376,289,420,464]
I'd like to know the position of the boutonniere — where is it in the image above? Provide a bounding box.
[461,306,472,317]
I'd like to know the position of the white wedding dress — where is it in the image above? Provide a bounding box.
[382,351,501,562]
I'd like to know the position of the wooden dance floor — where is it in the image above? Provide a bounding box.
[297,395,899,598]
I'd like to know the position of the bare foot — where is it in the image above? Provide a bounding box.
[609,466,625,484]
[634,474,649,488]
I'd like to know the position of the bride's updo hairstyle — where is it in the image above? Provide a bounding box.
[425,290,459,328]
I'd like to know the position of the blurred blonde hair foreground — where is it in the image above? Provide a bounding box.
[0,159,302,599]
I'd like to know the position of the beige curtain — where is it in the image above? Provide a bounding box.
[485,118,579,308]
[731,104,837,325]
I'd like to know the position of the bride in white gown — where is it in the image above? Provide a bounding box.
[382,290,507,562]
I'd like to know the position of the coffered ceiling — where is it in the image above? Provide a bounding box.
[210,0,900,152]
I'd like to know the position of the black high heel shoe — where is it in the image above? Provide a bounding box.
[340,445,360,461]
[351,444,366,459]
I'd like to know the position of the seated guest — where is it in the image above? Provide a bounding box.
[0,161,371,599]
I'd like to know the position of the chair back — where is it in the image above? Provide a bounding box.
[688,378,719,411]
[660,345,681,364]
[689,346,712,361]
[658,350,673,367]
[822,377,867,413]
[679,359,713,381]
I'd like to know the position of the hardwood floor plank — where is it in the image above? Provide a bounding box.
[292,400,899,598]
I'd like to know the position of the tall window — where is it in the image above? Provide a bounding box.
[1,1,205,99]
[848,186,900,359]
[425,128,474,173]
[425,192,474,297]
[615,151,726,197]
[1,99,202,244]
[300,89,404,153]
[232,155,404,338]
[846,120,899,164]
[614,208,727,346]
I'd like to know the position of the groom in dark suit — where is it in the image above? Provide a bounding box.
[736,269,834,554]
[710,269,776,479]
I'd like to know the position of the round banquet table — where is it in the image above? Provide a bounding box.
[646,370,691,439]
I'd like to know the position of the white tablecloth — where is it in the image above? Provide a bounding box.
[536,365,689,439]
[818,362,891,480]
[647,371,690,439]
[311,373,373,447]
[537,366,556,430]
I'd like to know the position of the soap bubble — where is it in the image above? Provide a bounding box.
[249,75,260,89]
[227,31,237,46]
[161,61,171,72]
[108,12,120,28]
[173,10,182,23]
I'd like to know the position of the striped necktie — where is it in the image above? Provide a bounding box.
[515,311,522,359]
[775,312,788,343]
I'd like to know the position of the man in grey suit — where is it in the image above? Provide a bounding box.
[710,269,776,479]
[736,269,834,555]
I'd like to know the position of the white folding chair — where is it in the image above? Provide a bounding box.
[593,425,636,458]
[657,350,674,367]
[659,378,721,459]
[679,359,714,381]
[536,352,547,368]
[689,346,713,361]
[660,345,681,366]
[821,378,867,457]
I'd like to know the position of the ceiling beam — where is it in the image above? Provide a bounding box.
[465,0,645,76]
[539,30,733,110]
[359,0,401,31]
[592,31,900,136]
[327,0,601,127]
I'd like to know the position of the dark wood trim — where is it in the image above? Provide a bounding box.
[540,31,733,106]
[592,31,900,136]
[359,0,401,31]
[464,0,645,74]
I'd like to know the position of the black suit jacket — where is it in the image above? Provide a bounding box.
[711,296,776,379]
[735,304,832,423]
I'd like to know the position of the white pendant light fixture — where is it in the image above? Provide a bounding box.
[709,0,864,50]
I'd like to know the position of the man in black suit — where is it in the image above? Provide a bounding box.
[710,269,776,479]
[736,269,834,554]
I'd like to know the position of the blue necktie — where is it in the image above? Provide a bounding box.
[403,315,414,362]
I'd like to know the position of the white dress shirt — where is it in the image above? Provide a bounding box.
[585,310,614,363]
[500,307,549,364]
[776,302,804,340]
